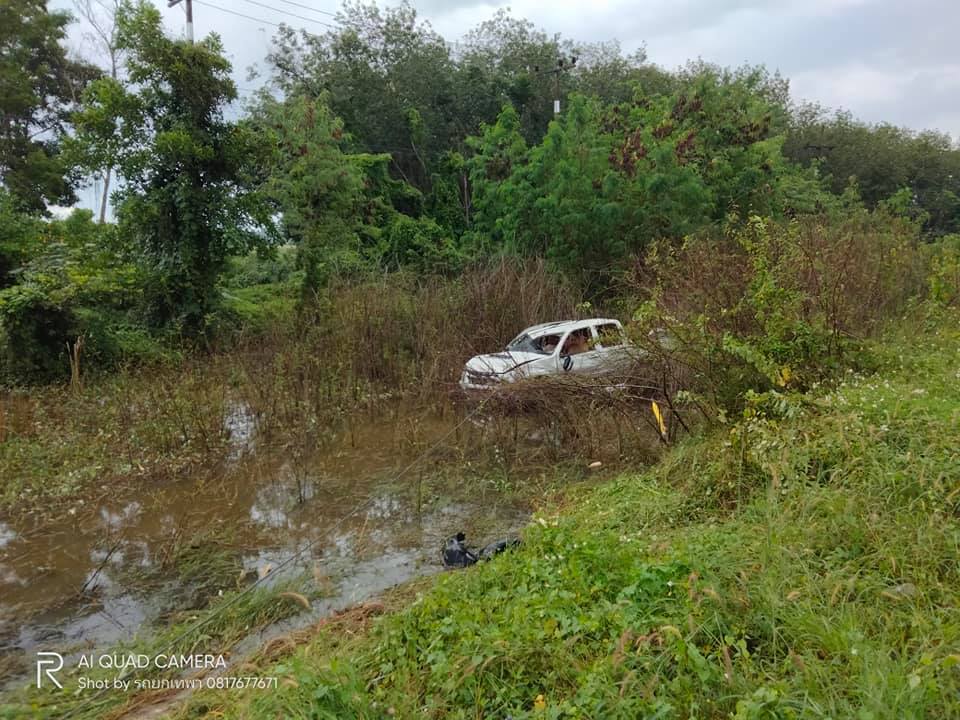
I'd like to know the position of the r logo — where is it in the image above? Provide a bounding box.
[36,652,63,689]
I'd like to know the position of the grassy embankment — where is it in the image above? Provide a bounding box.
[167,312,959,719]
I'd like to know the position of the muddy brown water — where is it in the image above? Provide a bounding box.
[0,403,531,690]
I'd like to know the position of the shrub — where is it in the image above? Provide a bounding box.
[630,211,925,418]
[376,214,465,275]
[222,246,300,288]
[926,233,960,307]
[0,191,42,289]
[0,211,148,383]
[0,283,77,380]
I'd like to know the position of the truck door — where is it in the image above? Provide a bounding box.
[559,327,605,375]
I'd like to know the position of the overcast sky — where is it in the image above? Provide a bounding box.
[51,0,960,211]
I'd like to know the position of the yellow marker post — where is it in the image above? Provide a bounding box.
[651,400,667,440]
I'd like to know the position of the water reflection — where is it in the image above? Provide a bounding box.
[0,522,15,549]
[224,401,257,460]
[0,408,529,689]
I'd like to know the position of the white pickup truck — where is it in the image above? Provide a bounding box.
[459,318,632,390]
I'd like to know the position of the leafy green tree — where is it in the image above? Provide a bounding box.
[458,13,655,144]
[571,40,662,106]
[784,108,960,235]
[906,131,960,235]
[466,104,530,253]
[269,1,456,192]
[69,1,276,335]
[499,96,630,277]
[0,191,43,288]
[648,66,795,220]
[424,151,470,237]
[457,11,563,145]
[378,214,462,274]
[0,1,98,213]
[267,4,658,227]
[0,208,142,380]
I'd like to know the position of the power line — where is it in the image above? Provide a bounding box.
[191,0,333,36]
[236,0,337,28]
[273,0,336,18]
[191,0,284,28]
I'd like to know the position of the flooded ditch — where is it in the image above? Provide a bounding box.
[0,403,537,692]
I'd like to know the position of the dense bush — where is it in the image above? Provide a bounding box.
[0,284,77,380]
[0,210,152,382]
[376,214,465,274]
[926,234,960,307]
[0,191,43,289]
[629,210,926,416]
[221,247,300,289]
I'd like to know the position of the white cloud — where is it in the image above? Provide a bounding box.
[790,62,960,138]
[787,0,876,18]
[791,63,908,107]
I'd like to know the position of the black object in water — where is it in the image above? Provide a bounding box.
[442,532,519,568]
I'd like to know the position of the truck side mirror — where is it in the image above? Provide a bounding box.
[562,355,573,371]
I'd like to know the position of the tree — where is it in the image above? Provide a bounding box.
[458,12,658,144]
[783,107,960,235]
[74,0,125,222]
[0,207,140,380]
[0,191,43,288]
[0,0,98,213]
[70,1,276,335]
[256,94,367,293]
[570,40,657,106]
[465,103,529,254]
[512,96,629,278]
[266,5,666,236]
[466,69,828,282]
[458,11,563,144]
[269,1,456,192]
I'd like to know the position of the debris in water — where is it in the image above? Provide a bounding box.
[442,532,519,568]
[442,533,476,567]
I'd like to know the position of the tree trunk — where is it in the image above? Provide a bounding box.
[98,167,111,223]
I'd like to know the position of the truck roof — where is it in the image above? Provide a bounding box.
[523,318,621,338]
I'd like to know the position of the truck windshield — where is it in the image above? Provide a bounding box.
[506,333,561,355]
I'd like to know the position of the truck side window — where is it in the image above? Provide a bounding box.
[537,334,561,354]
[596,323,624,348]
[562,329,590,355]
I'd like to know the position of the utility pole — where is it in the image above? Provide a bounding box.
[167,0,193,43]
[534,56,577,115]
